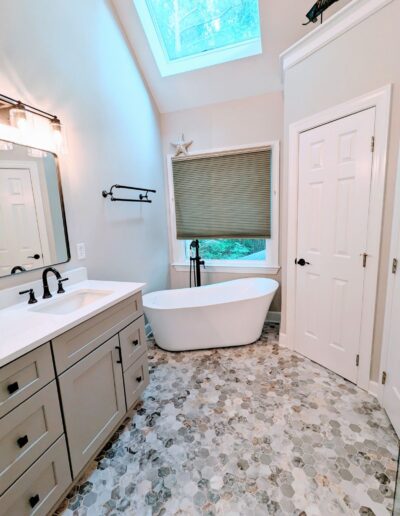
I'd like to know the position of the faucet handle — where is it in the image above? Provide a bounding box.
[57,277,69,294]
[19,289,38,305]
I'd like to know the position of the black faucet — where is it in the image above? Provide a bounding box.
[42,267,62,299]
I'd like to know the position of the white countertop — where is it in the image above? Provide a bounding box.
[0,278,145,368]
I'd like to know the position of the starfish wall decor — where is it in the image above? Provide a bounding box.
[171,134,193,157]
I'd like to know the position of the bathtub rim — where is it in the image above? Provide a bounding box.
[143,277,279,311]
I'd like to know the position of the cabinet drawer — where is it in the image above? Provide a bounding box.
[0,381,63,495]
[0,344,54,419]
[59,335,126,478]
[0,435,71,516]
[124,353,149,410]
[119,315,147,371]
[52,293,143,374]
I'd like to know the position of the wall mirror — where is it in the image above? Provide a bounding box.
[0,139,70,278]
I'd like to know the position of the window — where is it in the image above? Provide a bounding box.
[185,239,266,261]
[167,143,279,273]
[134,0,262,76]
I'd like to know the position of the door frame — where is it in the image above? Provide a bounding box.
[283,85,392,391]
[379,138,400,405]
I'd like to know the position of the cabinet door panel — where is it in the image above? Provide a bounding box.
[119,316,147,371]
[124,353,149,410]
[59,335,125,477]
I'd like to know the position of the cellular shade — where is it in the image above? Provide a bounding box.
[172,147,272,240]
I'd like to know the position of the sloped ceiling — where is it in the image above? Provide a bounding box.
[111,0,351,113]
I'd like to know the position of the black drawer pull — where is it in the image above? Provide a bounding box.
[17,435,29,448]
[7,382,19,395]
[29,494,40,508]
[132,339,139,346]
[136,376,142,383]
[115,346,122,364]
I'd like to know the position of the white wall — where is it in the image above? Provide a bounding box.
[161,92,283,311]
[0,0,169,293]
[282,0,400,379]
[113,0,352,113]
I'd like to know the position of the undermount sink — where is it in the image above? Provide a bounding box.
[30,289,113,315]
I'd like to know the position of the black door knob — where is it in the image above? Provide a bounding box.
[27,254,41,260]
[296,258,310,266]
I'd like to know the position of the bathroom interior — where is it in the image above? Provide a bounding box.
[0,0,400,515]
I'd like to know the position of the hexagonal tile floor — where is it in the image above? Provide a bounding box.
[56,323,399,515]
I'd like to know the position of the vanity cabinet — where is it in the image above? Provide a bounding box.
[0,290,149,515]
[59,335,126,477]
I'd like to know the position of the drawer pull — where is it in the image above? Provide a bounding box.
[132,339,139,346]
[7,381,19,395]
[29,494,40,508]
[17,435,29,448]
[136,376,142,383]
[115,346,122,364]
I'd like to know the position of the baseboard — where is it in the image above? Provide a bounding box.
[278,331,289,348]
[267,311,281,324]
[369,380,384,402]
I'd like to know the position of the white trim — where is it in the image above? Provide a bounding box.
[171,263,280,275]
[278,332,288,349]
[165,141,280,270]
[133,0,262,77]
[368,380,383,401]
[379,138,400,407]
[285,85,392,392]
[280,0,394,74]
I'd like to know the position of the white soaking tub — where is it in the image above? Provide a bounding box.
[143,278,279,352]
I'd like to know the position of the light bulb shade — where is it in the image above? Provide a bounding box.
[9,102,28,130]
[50,117,63,151]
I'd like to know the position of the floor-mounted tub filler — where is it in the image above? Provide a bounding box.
[143,278,279,351]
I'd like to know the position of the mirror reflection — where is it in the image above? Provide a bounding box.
[0,139,69,277]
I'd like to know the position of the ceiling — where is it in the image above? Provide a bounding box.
[111,0,351,114]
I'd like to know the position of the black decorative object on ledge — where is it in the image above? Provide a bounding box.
[303,0,340,25]
[102,184,156,203]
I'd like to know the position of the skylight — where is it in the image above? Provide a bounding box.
[134,0,262,76]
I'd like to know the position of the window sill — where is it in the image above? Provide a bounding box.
[171,262,280,275]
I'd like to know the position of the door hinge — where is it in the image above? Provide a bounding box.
[382,371,387,385]
[356,354,360,367]
[361,252,368,268]
[371,136,375,153]
[392,258,398,274]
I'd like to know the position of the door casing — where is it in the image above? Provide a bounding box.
[379,137,400,419]
[282,85,392,392]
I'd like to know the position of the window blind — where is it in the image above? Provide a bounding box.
[172,147,272,240]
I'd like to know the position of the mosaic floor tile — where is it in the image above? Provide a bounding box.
[57,323,399,516]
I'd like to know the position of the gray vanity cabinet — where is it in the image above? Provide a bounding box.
[0,291,149,514]
[58,334,126,478]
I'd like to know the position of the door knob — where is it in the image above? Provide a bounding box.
[27,254,40,260]
[295,258,310,266]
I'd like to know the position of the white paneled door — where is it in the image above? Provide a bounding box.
[0,167,45,275]
[295,108,375,383]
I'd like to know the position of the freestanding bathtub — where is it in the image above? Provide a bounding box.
[143,278,279,352]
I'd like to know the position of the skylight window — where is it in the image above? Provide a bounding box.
[134,0,262,76]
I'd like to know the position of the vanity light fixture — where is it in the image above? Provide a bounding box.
[0,93,63,150]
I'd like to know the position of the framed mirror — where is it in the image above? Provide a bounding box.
[0,139,70,278]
